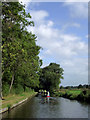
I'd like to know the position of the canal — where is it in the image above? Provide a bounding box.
[2,95,89,118]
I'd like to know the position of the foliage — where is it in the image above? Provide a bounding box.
[2,2,41,96]
[53,88,90,103]
[39,63,64,93]
[14,84,24,94]
[78,84,83,89]
[7,104,11,109]
[2,83,9,96]
[2,2,64,96]
[60,84,90,89]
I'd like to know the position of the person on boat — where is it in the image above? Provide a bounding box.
[47,91,50,97]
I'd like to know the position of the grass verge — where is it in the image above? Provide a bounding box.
[2,91,37,109]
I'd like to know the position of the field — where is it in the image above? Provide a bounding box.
[53,88,90,103]
[66,89,82,95]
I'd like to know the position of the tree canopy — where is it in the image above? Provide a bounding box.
[39,63,64,92]
[2,2,42,95]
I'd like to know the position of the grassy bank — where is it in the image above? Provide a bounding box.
[53,89,90,103]
[1,90,37,109]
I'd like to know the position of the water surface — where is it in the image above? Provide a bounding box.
[3,96,89,118]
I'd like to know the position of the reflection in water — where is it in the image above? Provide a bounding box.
[3,95,88,118]
[40,97,58,105]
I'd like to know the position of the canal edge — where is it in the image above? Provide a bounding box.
[0,92,37,114]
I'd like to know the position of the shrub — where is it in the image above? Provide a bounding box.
[82,90,87,95]
[14,84,24,94]
[25,87,31,92]
[2,83,9,96]
[69,94,78,100]
[7,104,11,110]
[77,92,84,101]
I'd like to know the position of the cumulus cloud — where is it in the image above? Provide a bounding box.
[63,2,88,18]
[31,10,49,23]
[27,9,88,86]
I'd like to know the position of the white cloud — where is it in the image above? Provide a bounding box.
[60,23,80,32]
[72,23,80,27]
[27,9,88,86]
[63,2,88,18]
[47,21,54,27]
[31,10,48,23]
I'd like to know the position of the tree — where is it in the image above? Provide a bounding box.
[78,84,83,89]
[39,63,64,93]
[2,2,42,95]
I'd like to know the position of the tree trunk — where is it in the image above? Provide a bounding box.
[2,71,4,76]
[0,77,2,99]
[0,71,4,99]
[9,73,14,93]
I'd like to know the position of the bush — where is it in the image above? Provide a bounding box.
[82,90,87,95]
[7,104,11,109]
[25,87,31,92]
[63,92,72,98]
[77,92,84,101]
[14,84,24,94]
[69,94,78,100]
[2,83,9,96]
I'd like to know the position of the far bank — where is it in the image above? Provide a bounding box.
[53,88,90,103]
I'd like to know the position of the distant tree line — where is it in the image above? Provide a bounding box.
[60,84,90,89]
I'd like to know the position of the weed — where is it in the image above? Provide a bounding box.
[7,104,11,110]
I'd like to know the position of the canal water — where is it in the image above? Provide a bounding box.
[2,95,89,118]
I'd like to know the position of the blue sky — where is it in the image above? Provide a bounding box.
[20,1,88,86]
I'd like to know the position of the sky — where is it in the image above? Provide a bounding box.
[19,1,88,86]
